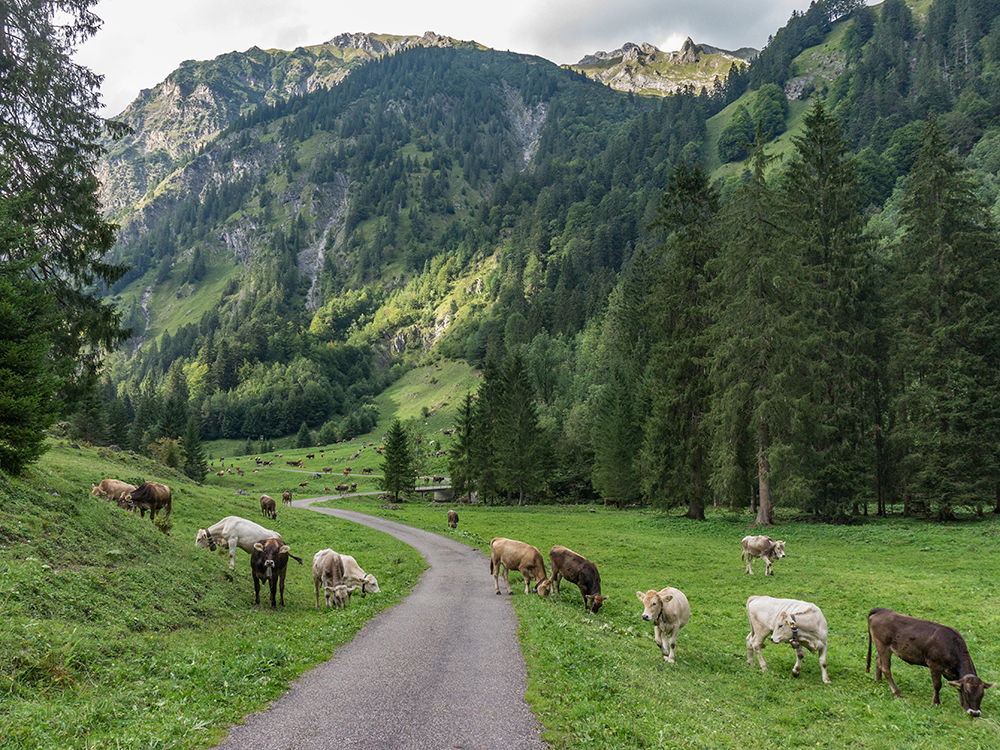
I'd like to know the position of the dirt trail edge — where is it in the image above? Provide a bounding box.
[211,498,548,750]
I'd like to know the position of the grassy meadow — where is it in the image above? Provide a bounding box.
[4,426,1000,749]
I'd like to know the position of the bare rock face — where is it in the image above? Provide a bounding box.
[676,37,700,65]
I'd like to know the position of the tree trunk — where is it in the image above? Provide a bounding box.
[756,422,774,525]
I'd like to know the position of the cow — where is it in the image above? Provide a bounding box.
[636,587,690,663]
[335,484,349,492]
[867,607,994,715]
[741,535,786,576]
[312,549,349,608]
[489,537,547,596]
[281,490,292,505]
[250,537,303,608]
[362,467,373,474]
[746,595,831,683]
[540,545,609,613]
[91,478,137,508]
[339,553,380,599]
[260,494,277,520]
[447,509,459,529]
[195,516,279,571]
[123,481,172,519]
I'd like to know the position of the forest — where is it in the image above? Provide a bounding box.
[29,0,1000,523]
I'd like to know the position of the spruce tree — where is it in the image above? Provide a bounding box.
[380,419,414,502]
[889,121,1000,518]
[642,161,720,519]
[182,417,209,481]
[496,351,547,505]
[447,392,478,501]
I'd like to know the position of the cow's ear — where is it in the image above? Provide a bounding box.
[663,595,673,602]
[254,542,264,551]
[948,679,962,688]
[986,682,996,690]
[636,591,645,601]
[279,545,290,553]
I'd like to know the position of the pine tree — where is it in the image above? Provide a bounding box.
[496,351,547,505]
[296,421,312,449]
[889,120,1000,518]
[380,419,414,502]
[641,161,720,519]
[447,392,478,501]
[182,417,209,481]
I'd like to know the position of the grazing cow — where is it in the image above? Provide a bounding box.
[541,545,609,613]
[490,537,547,595]
[123,482,172,519]
[323,467,333,473]
[339,553,380,599]
[281,491,292,505]
[195,516,279,571]
[636,587,690,663]
[447,509,459,529]
[362,467,373,474]
[312,549,349,608]
[298,481,308,487]
[335,484,349,492]
[250,537,303,608]
[91,478,137,508]
[867,607,994,715]
[433,475,445,483]
[260,494,277,520]
[741,535,786,576]
[746,595,831,683]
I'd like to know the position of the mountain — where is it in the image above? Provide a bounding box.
[566,38,754,96]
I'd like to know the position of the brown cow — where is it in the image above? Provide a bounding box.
[538,545,609,613]
[335,484,349,492]
[447,509,459,529]
[260,494,277,521]
[741,535,786,576]
[490,537,547,595]
[868,608,994,716]
[91,478,137,509]
[250,537,303,609]
[123,482,171,519]
[281,491,292,505]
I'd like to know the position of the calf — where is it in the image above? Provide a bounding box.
[867,607,993,716]
[636,587,690,663]
[746,595,831,683]
[195,516,279,571]
[340,553,380,599]
[540,545,608,613]
[741,535,786,575]
[250,537,303,608]
[447,509,459,529]
[282,491,292,505]
[260,494,277,520]
[312,548,349,608]
[490,537,547,595]
[91,478,137,509]
[123,481,172,519]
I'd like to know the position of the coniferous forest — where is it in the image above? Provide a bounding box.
[6,0,1000,524]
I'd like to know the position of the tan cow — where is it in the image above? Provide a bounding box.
[312,548,349,608]
[637,587,690,663]
[490,537,547,595]
[741,535,786,575]
[281,491,292,505]
[746,595,831,683]
[447,509,459,529]
[339,553,380,599]
[91,478,137,508]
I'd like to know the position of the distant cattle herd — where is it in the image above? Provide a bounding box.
[91,463,993,718]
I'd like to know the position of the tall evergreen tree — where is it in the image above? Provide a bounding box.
[888,120,1000,518]
[182,417,209,481]
[496,351,547,505]
[380,419,415,502]
[447,391,478,501]
[707,129,818,524]
[642,161,720,519]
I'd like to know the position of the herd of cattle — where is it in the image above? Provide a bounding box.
[490,533,994,718]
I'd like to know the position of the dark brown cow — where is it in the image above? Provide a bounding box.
[867,608,994,716]
[260,494,276,521]
[123,481,172,519]
[281,491,292,505]
[250,537,303,608]
[447,509,459,529]
[538,545,609,613]
[335,484,349,492]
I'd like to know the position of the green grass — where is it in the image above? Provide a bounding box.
[316,497,1000,749]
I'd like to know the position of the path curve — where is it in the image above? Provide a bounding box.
[211,498,548,750]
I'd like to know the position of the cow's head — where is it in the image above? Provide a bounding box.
[771,612,799,645]
[637,590,671,622]
[536,578,553,597]
[195,528,217,551]
[324,583,349,609]
[360,574,380,597]
[771,540,786,559]
[91,484,106,498]
[586,593,610,614]
[949,674,994,717]
[253,540,290,578]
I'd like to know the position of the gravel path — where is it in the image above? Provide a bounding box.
[210,499,548,750]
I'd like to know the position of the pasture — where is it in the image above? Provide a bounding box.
[321,497,1000,749]
[4,434,1000,749]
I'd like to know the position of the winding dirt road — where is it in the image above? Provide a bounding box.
[210,498,548,750]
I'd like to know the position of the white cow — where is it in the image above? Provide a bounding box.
[746,595,831,683]
[339,553,380,599]
[636,587,691,663]
[195,516,280,571]
[741,535,786,575]
[312,549,349,608]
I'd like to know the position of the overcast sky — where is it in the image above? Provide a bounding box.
[76,0,817,117]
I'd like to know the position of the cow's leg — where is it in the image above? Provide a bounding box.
[747,629,768,670]
[931,670,943,706]
[278,572,285,608]
[253,576,261,606]
[269,577,278,609]
[522,567,531,595]
[764,558,773,576]
[745,556,753,574]
[665,624,680,663]
[817,642,831,684]
[229,538,238,570]
[315,576,322,607]
[654,623,664,652]
[878,649,903,697]
[791,644,805,677]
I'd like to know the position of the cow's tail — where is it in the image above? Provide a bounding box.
[289,553,304,565]
[866,620,872,673]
